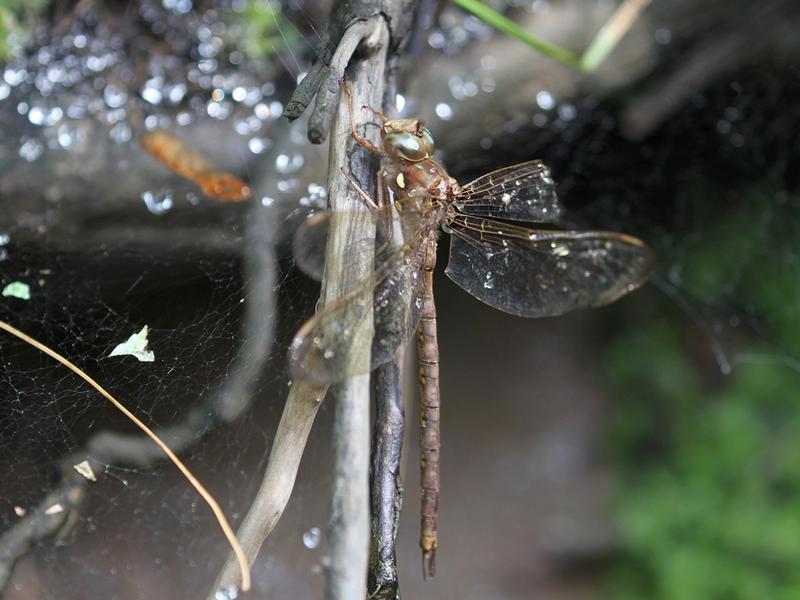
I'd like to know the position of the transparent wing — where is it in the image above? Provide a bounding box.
[292,211,329,282]
[288,212,430,385]
[454,160,564,223]
[445,214,654,318]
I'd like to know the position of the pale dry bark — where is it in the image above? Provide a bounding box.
[208,15,391,599]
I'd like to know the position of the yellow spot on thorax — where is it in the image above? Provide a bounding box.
[396,172,406,188]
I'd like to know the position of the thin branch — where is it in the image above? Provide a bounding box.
[580,0,652,72]
[368,359,405,600]
[207,380,328,596]
[324,17,389,600]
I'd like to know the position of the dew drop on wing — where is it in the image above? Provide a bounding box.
[303,527,321,549]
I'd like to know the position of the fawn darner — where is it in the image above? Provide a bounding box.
[289,91,654,577]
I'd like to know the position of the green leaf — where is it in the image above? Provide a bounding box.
[109,325,155,363]
[2,281,30,300]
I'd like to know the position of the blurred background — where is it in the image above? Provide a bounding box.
[0,0,799,598]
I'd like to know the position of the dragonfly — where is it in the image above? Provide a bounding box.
[288,94,654,577]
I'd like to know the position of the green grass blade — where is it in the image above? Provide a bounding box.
[452,0,580,68]
[579,0,652,72]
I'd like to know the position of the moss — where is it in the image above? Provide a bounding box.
[605,181,800,599]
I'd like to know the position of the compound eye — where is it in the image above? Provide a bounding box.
[418,128,435,156]
[384,132,427,161]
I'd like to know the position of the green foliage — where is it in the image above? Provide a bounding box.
[0,0,46,60]
[605,187,800,599]
[225,0,299,61]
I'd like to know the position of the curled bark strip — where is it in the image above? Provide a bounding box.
[284,0,419,143]
[308,19,373,144]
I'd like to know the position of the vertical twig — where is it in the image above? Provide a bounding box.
[324,17,390,600]
[368,360,405,600]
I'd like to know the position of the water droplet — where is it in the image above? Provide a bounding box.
[428,31,445,49]
[435,102,453,120]
[3,67,27,87]
[141,78,163,104]
[28,105,63,126]
[254,102,271,119]
[260,196,275,207]
[303,527,322,549]
[275,153,304,174]
[109,122,132,143]
[654,28,672,45]
[245,136,267,154]
[483,271,494,289]
[231,86,247,102]
[536,90,555,111]
[167,83,187,104]
[551,243,569,257]
[323,349,334,359]
[532,0,550,14]
[207,99,232,119]
[213,585,239,600]
[57,123,80,148]
[557,103,576,121]
[103,83,127,108]
[19,138,44,162]
[0,83,10,101]
[269,101,283,118]
[141,190,174,215]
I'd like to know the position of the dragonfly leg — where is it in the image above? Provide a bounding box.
[339,167,380,210]
[362,104,389,123]
[374,169,396,256]
[340,82,382,155]
[417,238,440,579]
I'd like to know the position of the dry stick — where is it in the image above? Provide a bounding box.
[208,17,390,598]
[324,18,389,600]
[209,379,328,596]
[368,359,405,600]
[0,320,251,592]
[580,0,652,72]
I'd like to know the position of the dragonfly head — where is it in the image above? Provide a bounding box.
[381,119,435,162]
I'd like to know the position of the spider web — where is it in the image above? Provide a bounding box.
[0,2,333,598]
